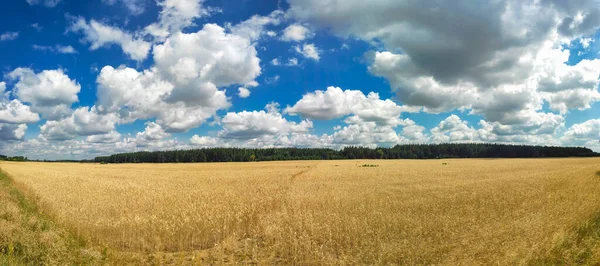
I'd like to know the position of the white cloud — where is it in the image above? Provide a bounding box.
[26,0,62,8]
[238,87,250,98]
[86,131,122,144]
[285,86,405,125]
[40,106,118,141]
[580,37,594,49]
[0,124,27,141]
[0,100,40,124]
[431,115,480,143]
[31,23,43,32]
[0,32,19,41]
[96,22,260,134]
[220,106,313,140]
[153,23,261,91]
[294,43,320,61]
[190,135,219,146]
[561,119,600,148]
[288,0,600,142]
[33,44,78,54]
[96,66,222,132]
[7,68,81,120]
[228,10,283,41]
[287,58,299,66]
[102,0,146,15]
[135,122,170,142]
[282,24,313,42]
[69,18,151,61]
[0,82,40,125]
[144,0,213,40]
[271,58,298,66]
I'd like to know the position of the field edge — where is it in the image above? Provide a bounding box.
[0,169,107,265]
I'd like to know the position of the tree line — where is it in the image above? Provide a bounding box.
[0,155,28,162]
[93,143,599,164]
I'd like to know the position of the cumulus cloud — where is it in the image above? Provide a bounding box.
[0,124,27,141]
[86,131,122,144]
[561,119,600,146]
[0,100,40,124]
[96,21,262,132]
[220,107,313,139]
[282,24,313,41]
[69,18,151,61]
[294,43,320,61]
[134,122,170,143]
[144,0,214,40]
[289,0,600,143]
[153,23,261,91]
[285,86,405,125]
[190,135,219,146]
[238,87,250,98]
[39,106,118,141]
[0,82,39,125]
[7,68,80,120]
[431,115,480,143]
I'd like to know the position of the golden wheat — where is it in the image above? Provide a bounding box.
[2,158,600,264]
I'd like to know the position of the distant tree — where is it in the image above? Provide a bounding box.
[376,149,385,159]
[92,144,599,164]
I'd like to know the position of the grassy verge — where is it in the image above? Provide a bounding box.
[529,211,600,265]
[0,170,105,265]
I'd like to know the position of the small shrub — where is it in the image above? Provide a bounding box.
[361,164,379,168]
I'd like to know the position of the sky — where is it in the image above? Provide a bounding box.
[0,0,600,160]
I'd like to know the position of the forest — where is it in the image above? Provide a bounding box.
[0,155,28,162]
[93,143,599,163]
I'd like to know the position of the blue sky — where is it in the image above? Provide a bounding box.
[0,0,599,160]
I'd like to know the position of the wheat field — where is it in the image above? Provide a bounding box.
[2,158,600,264]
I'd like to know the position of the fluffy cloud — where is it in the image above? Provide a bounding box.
[228,10,283,41]
[289,0,600,142]
[86,131,122,144]
[0,83,39,124]
[294,43,320,61]
[97,22,261,132]
[0,100,40,124]
[69,18,151,61]
[40,107,118,141]
[153,23,261,91]
[7,68,80,120]
[190,135,219,146]
[282,24,313,41]
[144,0,212,40]
[285,86,405,125]
[238,87,250,98]
[561,119,600,146]
[220,107,313,139]
[0,124,27,141]
[131,122,173,147]
[431,115,480,143]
